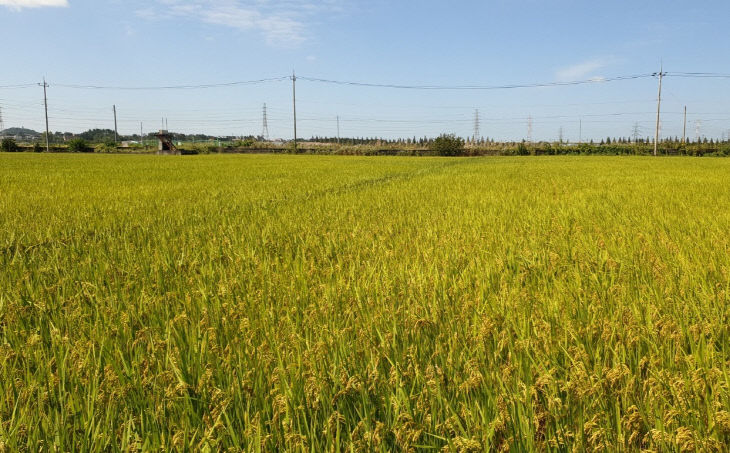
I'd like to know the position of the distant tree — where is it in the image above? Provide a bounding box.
[431,133,465,156]
[516,142,530,156]
[68,138,91,153]
[1,138,19,152]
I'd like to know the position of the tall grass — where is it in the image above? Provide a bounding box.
[1,154,729,451]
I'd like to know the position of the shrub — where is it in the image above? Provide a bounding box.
[68,138,90,153]
[97,141,117,153]
[1,138,19,152]
[431,134,465,156]
[33,143,43,153]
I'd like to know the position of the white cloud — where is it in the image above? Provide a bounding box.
[0,0,68,9]
[555,58,616,81]
[139,0,342,47]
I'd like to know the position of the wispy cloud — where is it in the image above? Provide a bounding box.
[555,57,618,81]
[138,0,343,47]
[0,0,68,9]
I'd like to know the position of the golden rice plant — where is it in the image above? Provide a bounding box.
[0,153,729,451]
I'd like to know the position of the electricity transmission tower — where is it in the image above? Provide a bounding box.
[558,126,564,144]
[527,116,533,143]
[695,121,700,142]
[473,109,480,143]
[262,103,270,141]
[632,122,642,142]
[579,118,582,143]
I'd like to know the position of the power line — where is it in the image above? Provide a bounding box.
[0,83,38,89]
[4,70,730,140]
[51,77,290,90]
[666,72,730,79]
[296,74,654,90]
[0,73,654,92]
[1,70,729,94]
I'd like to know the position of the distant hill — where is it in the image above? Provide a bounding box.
[0,127,40,137]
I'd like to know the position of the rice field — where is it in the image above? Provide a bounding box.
[1,153,729,452]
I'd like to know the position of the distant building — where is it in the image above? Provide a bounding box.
[155,130,179,155]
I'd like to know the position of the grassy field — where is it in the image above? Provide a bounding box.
[1,154,729,452]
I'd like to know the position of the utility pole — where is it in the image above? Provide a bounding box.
[42,78,50,152]
[292,71,297,150]
[653,65,665,156]
[113,105,118,144]
[682,106,687,144]
[140,122,144,147]
[336,115,340,144]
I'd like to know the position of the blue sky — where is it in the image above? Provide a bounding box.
[1,0,729,141]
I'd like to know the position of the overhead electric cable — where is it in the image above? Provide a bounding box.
[296,74,654,90]
[52,77,291,90]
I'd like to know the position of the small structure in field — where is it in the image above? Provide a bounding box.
[156,130,179,155]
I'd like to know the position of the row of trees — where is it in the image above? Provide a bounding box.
[4,133,730,157]
[6,125,730,147]
[1,137,92,153]
[306,135,730,147]
[5,129,246,145]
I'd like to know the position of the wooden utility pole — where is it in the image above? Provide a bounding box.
[113,105,118,144]
[682,106,687,144]
[42,78,49,152]
[292,71,297,150]
[654,65,664,156]
[140,122,144,147]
